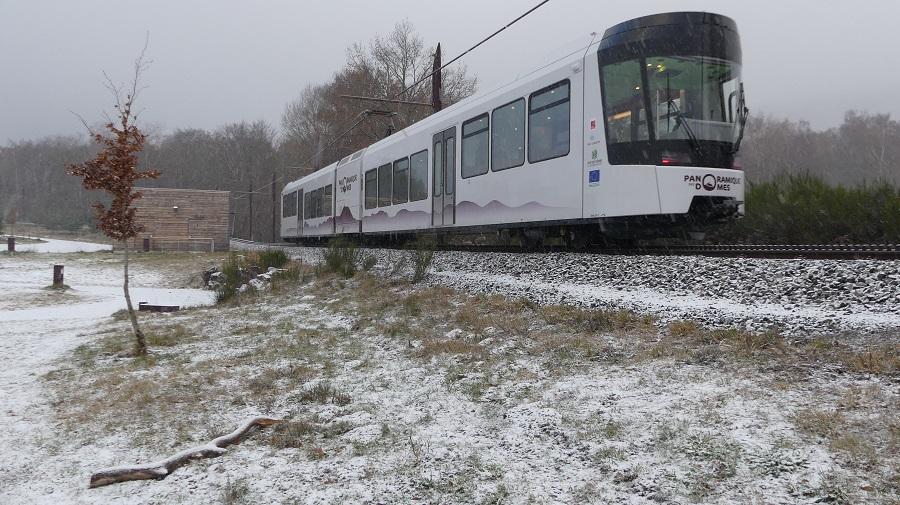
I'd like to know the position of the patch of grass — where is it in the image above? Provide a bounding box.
[269,420,317,449]
[534,333,611,366]
[234,324,269,336]
[642,322,787,365]
[841,345,899,375]
[813,470,856,505]
[256,248,288,269]
[418,339,485,360]
[793,408,845,439]
[215,253,246,304]
[412,237,435,283]
[322,237,358,278]
[297,381,352,405]
[221,477,251,505]
[270,262,306,292]
[361,254,377,272]
[541,305,653,333]
[830,433,877,469]
[145,324,190,347]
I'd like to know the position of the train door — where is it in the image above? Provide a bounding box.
[297,188,304,237]
[431,127,456,226]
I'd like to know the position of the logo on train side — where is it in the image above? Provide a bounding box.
[338,174,358,193]
[684,174,743,192]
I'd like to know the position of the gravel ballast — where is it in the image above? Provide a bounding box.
[233,241,900,340]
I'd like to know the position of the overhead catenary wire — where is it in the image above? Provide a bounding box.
[238,0,553,198]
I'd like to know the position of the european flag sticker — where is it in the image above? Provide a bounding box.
[588,169,600,186]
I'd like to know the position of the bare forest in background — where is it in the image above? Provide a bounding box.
[0,21,898,241]
[0,22,475,241]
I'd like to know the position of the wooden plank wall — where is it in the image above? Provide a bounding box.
[125,188,231,251]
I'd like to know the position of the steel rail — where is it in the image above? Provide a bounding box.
[231,238,900,260]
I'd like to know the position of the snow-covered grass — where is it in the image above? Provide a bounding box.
[0,244,221,504]
[9,256,894,504]
[6,236,113,253]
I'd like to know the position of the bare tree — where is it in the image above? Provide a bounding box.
[281,20,477,169]
[66,43,159,356]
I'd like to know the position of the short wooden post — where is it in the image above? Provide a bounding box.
[53,264,64,287]
[7,237,14,252]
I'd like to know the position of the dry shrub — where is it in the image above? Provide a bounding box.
[298,381,352,405]
[322,237,359,278]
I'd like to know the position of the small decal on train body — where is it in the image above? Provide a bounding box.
[589,119,597,130]
[588,170,600,186]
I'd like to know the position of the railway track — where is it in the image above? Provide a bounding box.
[231,238,900,260]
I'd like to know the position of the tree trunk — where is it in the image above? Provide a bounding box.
[122,242,147,356]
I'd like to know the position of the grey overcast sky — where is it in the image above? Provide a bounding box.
[0,0,896,143]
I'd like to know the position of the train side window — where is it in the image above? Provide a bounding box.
[282,191,297,218]
[528,80,570,163]
[377,163,392,207]
[492,98,525,171]
[303,191,311,219]
[392,157,409,204]
[600,60,649,145]
[409,150,428,202]
[433,141,443,197]
[315,187,323,218]
[461,113,489,178]
[364,169,377,209]
[323,184,332,217]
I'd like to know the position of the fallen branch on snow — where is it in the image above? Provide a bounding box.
[89,416,283,488]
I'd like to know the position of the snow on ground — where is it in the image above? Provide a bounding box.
[0,242,896,504]
[0,241,213,504]
[11,237,113,253]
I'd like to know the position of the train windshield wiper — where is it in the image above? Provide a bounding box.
[666,98,704,160]
[731,83,749,156]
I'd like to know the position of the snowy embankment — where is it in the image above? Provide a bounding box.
[24,255,898,504]
[233,241,900,340]
[0,242,214,504]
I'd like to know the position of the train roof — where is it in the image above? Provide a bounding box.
[282,33,598,194]
[282,11,732,194]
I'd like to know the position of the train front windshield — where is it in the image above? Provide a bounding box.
[598,13,746,169]
[601,56,745,168]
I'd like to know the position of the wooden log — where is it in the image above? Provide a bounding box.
[89,416,282,488]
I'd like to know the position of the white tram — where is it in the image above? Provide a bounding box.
[281,12,747,245]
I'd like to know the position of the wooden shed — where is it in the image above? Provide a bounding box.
[126,188,231,251]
